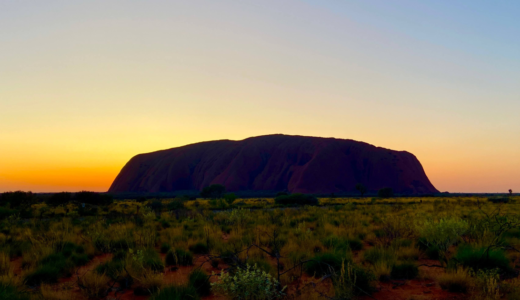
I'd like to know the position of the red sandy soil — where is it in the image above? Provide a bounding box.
[359,279,467,300]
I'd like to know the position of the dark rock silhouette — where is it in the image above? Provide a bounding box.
[109,134,438,194]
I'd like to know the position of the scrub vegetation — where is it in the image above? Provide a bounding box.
[0,191,520,299]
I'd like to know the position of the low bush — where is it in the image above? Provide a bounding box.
[323,236,363,252]
[391,262,418,279]
[166,249,193,266]
[275,194,318,206]
[363,247,395,265]
[189,269,211,297]
[0,207,17,220]
[305,252,346,277]
[24,265,62,286]
[160,243,170,254]
[378,188,394,198]
[189,242,209,254]
[143,249,164,272]
[348,239,363,251]
[488,197,509,203]
[0,283,29,300]
[71,253,89,266]
[96,260,124,279]
[152,285,199,300]
[212,264,285,299]
[418,218,468,252]
[247,257,272,274]
[454,245,511,272]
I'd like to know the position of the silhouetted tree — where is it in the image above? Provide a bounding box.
[378,187,394,198]
[223,193,237,205]
[356,184,367,197]
[47,192,72,207]
[510,189,513,195]
[274,194,318,206]
[200,184,226,199]
[75,191,113,206]
[0,191,36,209]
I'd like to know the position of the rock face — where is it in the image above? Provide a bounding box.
[109,134,438,194]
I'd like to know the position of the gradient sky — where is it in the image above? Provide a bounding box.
[1,0,519,193]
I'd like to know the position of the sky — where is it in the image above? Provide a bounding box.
[1,0,519,193]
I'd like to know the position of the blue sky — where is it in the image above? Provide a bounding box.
[0,0,519,192]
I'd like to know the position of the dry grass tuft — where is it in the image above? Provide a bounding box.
[79,271,110,299]
[438,267,472,293]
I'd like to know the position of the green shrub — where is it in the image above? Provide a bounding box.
[323,236,363,252]
[189,242,209,254]
[96,260,124,279]
[40,253,66,265]
[167,199,185,210]
[378,188,394,198]
[223,193,237,205]
[348,239,363,251]
[323,235,343,249]
[160,243,171,254]
[151,285,200,300]
[0,283,29,300]
[212,264,285,299]
[247,257,272,274]
[275,194,318,206]
[71,253,89,266]
[418,218,469,252]
[363,247,395,265]
[24,265,62,285]
[112,238,133,251]
[0,207,16,220]
[112,250,127,261]
[488,197,509,203]
[454,245,510,272]
[200,184,226,199]
[426,246,440,260]
[160,220,171,228]
[166,249,193,266]
[305,252,346,277]
[143,249,164,272]
[391,262,418,279]
[189,269,211,297]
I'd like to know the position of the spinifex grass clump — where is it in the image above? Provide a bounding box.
[24,242,89,286]
[189,269,211,297]
[0,283,29,300]
[390,262,419,279]
[305,252,348,277]
[151,285,200,300]
[333,261,376,298]
[323,235,363,252]
[438,267,473,293]
[189,242,209,254]
[165,249,193,266]
[142,248,164,272]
